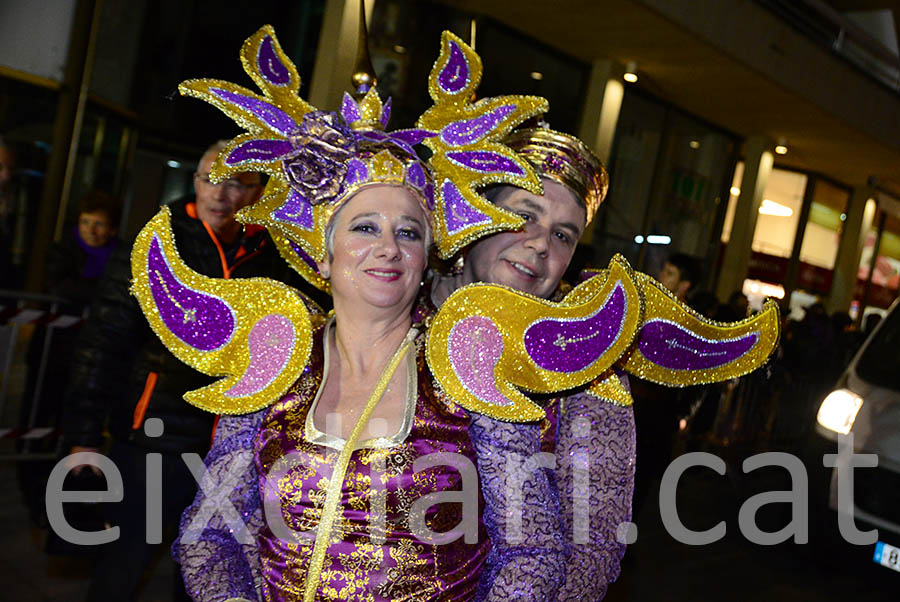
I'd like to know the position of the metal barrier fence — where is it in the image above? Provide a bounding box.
[0,289,86,461]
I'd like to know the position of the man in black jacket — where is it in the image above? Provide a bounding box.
[60,142,301,601]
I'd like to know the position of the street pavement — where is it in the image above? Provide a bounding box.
[606,447,896,601]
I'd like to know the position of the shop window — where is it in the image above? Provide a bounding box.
[799,180,849,270]
[722,164,809,259]
[858,210,900,311]
[785,179,850,316]
[751,168,807,257]
[599,89,737,282]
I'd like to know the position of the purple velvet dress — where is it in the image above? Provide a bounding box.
[173,309,635,601]
[174,322,574,601]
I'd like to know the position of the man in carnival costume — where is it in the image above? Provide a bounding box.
[61,141,312,601]
[124,21,780,602]
[430,126,632,600]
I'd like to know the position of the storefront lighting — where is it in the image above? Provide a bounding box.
[742,278,785,299]
[646,235,671,245]
[623,61,638,83]
[167,160,181,168]
[774,138,788,155]
[530,71,543,81]
[634,235,644,244]
[689,140,700,149]
[730,186,741,196]
[393,44,407,54]
[759,199,793,217]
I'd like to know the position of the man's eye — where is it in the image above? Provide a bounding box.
[555,231,572,245]
[518,212,533,222]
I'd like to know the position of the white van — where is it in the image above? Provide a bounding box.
[811,299,900,578]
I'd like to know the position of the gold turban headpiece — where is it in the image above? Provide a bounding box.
[504,127,609,225]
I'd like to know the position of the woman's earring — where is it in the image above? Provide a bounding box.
[452,254,465,275]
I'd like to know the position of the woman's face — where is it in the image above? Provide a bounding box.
[78,210,117,248]
[319,185,428,315]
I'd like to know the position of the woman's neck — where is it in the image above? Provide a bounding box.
[330,302,413,378]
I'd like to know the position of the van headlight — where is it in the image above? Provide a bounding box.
[816,389,863,435]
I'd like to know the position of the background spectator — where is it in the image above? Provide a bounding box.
[20,191,124,527]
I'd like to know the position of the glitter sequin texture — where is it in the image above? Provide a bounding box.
[271,189,314,230]
[637,319,759,370]
[418,31,550,258]
[426,256,643,422]
[130,208,313,414]
[448,316,511,407]
[439,105,516,146]
[523,282,626,373]
[146,235,235,351]
[619,270,781,387]
[179,25,435,292]
[426,254,780,422]
[178,25,550,293]
[442,179,491,233]
[224,314,296,397]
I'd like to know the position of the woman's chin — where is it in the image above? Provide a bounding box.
[352,291,416,314]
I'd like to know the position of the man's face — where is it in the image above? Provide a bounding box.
[193,152,262,236]
[0,147,15,191]
[463,179,586,299]
[658,261,690,301]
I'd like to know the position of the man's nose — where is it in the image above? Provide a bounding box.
[211,184,228,200]
[522,226,550,255]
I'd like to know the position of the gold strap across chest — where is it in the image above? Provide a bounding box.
[302,328,417,602]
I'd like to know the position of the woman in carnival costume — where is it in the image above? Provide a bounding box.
[129,24,781,602]
[133,25,564,601]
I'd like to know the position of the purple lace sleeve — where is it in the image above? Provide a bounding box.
[172,411,265,602]
[469,413,566,601]
[555,388,636,601]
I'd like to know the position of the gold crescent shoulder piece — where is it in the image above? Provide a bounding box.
[130,208,314,414]
[619,271,781,386]
[426,255,642,422]
[427,254,781,421]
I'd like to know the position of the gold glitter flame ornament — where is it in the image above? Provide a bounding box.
[427,256,642,421]
[418,31,549,258]
[427,254,780,422]
[130,208,315,414]
[619,271,781,386]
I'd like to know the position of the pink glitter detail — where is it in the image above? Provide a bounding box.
[448,316,512,407]
[224,314,295,397]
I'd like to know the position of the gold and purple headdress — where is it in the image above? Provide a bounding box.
[128,25,552,413]
[174,26,548,291]
[177,26,442,291]
[504,126,609,225]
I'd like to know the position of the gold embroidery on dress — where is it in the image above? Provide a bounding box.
[378,539,438,599]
